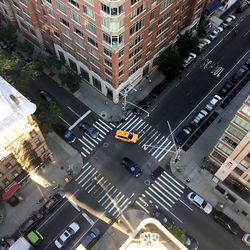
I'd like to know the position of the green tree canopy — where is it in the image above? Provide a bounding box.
[155,47,182,80]
[169,225,186,244]
[0,25,17,43]
[36,101,62,133]
[59,68,81,92]
[16,40,34,56]
[176,32,199,58]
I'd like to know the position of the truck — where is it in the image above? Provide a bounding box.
[9,230,43,250]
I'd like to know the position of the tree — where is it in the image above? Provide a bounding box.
[16,40,34,56]
[36,101,62,134]
[0,25,17,43]
[169,225,186,244]
[197,25,207,38]
[155,47,182,80]
[175,32,199,58]
[59,68,81,92]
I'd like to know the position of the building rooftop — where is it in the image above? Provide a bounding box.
[0,76,36,158]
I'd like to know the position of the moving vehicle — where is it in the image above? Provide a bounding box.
[175,127,192,145]
[205,95,222,111]
[122,157,142,177]
[42,190,66,213]
[39,90,56,104]
[9,231,43,250]
[182,53,197,68]
[221,15,236,28]
[19,211,44,235]
[196,38,211,53]
[150,83,166,98]
[192,109,208,126]
[208,27,223,41]
[64,130,76,144]
[219,82,233,97]
[185,234,199,250]
[242,233,250,246]
[187,192,213,214]
[55,222,80,249]
[115,130,138,143]
[80,122,99,139]
[232,65,249,82]
[81,227,101,248]
[214,211,240,235]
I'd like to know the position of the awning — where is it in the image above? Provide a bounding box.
[204,0,221,16]
[2,183,20,200]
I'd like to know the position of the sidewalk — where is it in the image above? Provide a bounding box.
[0,133,82,238]
[169,82,250,233]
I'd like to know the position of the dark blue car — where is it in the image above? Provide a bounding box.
[122,157,142,177]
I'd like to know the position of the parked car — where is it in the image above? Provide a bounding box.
[187,192,213,214]
[80,122,99,139]
[0,40,8,49]
[175,127,192,145]
[42,190,66,213]
[185,234,199,250]
[182,53,197,68]
[150,83,166,98]
[122,157,142,177]
[19,211,44,235]
[221,15,236,28]
[192,109,208,126]
[237,0,250,12]
[219,82,233,97]
[208,27,224,41]
[232,65,249,82]
[133,97,151,115]
[152,208,175,230]
[214,211,240,235]
[205,95,222,111]
[39,90,56,104]
[54,124,76,144]
[245,58,250,68]
[196,38,211,53]
[242,233,250,246]
[81,227,101,248]
[55,222,80,249]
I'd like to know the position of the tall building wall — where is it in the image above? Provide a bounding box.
[209,95,250,191]
[3,0,206,103]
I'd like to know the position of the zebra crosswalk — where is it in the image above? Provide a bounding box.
[116,114,175,162]
[78,119,115,158]
[136,170,185,213]
[75,162,134,219]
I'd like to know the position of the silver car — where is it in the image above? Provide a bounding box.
[208,26,223,41]
[187,192,213,214]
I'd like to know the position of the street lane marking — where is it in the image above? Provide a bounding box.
[81,136,96,147]
[135,200,149,214]
[160,175,184,195]
[59,116,70,126]
[80,152,86,157]
[67,106,81,117]
[149,185,175,204]
[68,198,80,212]
[163,172,185,189]
[82,212,95,225]
[179,199,193,211]
[78,167,94,184]
[69,110,91,131]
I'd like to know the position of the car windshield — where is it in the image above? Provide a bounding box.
[128,133,134,139]
[64,131,72,138]
[67,227,75,235]
[57,237,64,245]
[201,200,207,208]
[130,166,136,172]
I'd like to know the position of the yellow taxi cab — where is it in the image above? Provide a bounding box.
[115,130,138,143]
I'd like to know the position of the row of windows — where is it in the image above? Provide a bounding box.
[129,45,143,59]
[216,142,233,156]
[129,33,144,49]
[130,2,146,20]
[0,170,20,181]
[129,55,142,68]
[101,3,124,16]
[240,104,250,117]
[103,33,123,47]
[130,17,145,36]
[232,116,250,131]
[160,0,173,12]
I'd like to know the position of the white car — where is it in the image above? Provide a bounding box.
[55,222,80,249]
[221,15,236,28]
[242,233,250,246]
[205,95,222,111]
[208,26,224,41]
[196,38,211,53]
[182,53,197,68]
[187,192,213,214]
[192,109,208,125]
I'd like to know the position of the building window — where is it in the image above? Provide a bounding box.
[233,167,244,176]
[131,0,140,5]
[39,147,46,154]
[74,27,83,37]
[130,17,145,36]
[160,0,172,12]
[20,0,27,5]
[129,34,144,49]
[77,48,86,57]
[88,37,98,48]
[101,3,124,16]
[222,136,238,148]
[34,138,42,146]
[30,130,37,138]
[103,33,123,47]
[63,27,71,38]
[129,45,143,59]
[13,1,20,8]
[86,21,96,35]
[119,60,124,67]
[216,143,233,156]
[86,0,93,4]
[129,55,142,68]
[64,38,73,48]
[211,151,226,163]
[76,37,84,48]
[71,10,82,25]
[105,68,113,77]
[90,58,99,67]
[2,178,10,186]
[104,47,112,57]
[83,5,95,19]
[233,116,250,131]
[56,0,66,14]
[60,17,69,27]
[227,127,244,140]
[12,170,19,178]
[118,49,124,57]
[158,11,170,25]
[5,163,13,170]
[104,59,112,67]
[68,0,79,8]
[102,18,124,31]
[89,47,99,59]
[130,2,146,20]
[119,70,124,77]
[150,10,155,20]
[240,105,250,117]
[54,31,60,38]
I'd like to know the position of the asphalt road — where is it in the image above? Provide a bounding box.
[20,10,250,250]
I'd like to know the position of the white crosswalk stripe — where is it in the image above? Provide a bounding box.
[78,119,114,158]
[116,114,175,162]
[136,171,185,211]
[74,162,134,219]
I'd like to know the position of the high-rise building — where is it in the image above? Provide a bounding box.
[209,94,250,193]
[0,0,207,103]
[0,76,51,202]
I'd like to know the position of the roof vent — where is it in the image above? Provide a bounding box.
[9,94,20,106]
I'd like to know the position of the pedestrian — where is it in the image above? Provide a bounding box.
[148,79,152,83]
[146,74,149,79]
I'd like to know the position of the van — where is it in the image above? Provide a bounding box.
[115,130,138,143]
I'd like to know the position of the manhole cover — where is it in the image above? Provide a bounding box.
[102,113,106,117]
[144,179,151,186]
[103,142,109,148]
